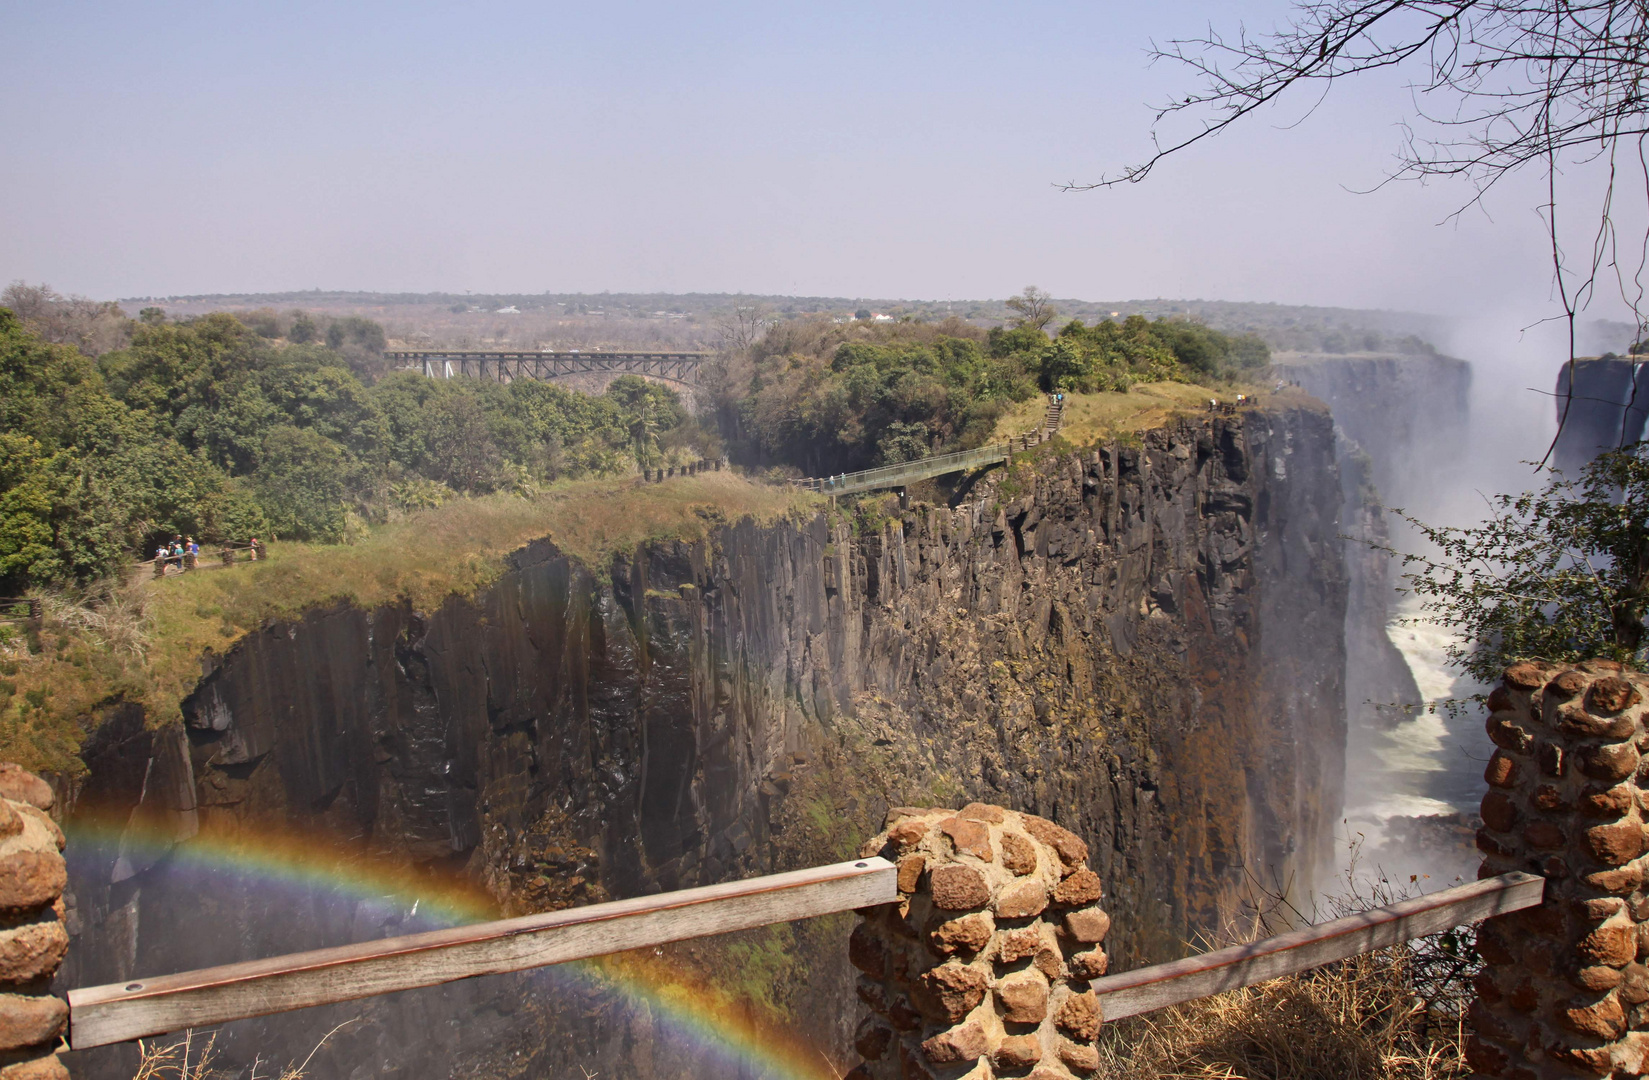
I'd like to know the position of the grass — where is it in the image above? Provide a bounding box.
[0,472,815,774]
[132,1021,355,1079]
[1094,946,1469,1079]
[1094,857,1479,1080]
[990,380,1318,448]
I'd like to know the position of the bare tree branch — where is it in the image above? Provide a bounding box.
[1079,1,1649,464]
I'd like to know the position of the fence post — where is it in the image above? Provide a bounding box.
[26,598,41,623]
[1468,661,1649,1077]
[0,762,69,1080]
[846,804,1110,1080]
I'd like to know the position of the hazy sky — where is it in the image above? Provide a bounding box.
[0,0,1603,320]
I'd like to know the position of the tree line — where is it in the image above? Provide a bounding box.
[0,305,705,594]
[0,286,1265,594]
[705,291,1267,476]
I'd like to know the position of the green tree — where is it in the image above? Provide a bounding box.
[1392,446,1649,684]
[875,421,930,465]
[424,394,502,494]
[0,434,66,589]
[631,398,661,472]
[254,426,348,541]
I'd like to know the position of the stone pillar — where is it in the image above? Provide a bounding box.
[1469,661,1649,1078]
[846,805,1110,1080]
[0,764,69,1080]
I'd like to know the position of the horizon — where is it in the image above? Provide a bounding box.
[5,0,1628,338]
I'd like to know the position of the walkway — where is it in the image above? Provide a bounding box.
[794,395,1064,496]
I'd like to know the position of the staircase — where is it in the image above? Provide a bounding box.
[1043,394,1064,435]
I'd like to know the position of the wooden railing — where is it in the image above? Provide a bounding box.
[66,856,896,1050]
[63,862,1541,1051]
[1093,871,1543,1021]
[0,596,42,623]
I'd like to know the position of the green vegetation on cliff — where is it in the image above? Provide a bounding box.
[706,310,1267,476]
[0,472,812,774]
[0,286,1272,773]
[0,305,707,594]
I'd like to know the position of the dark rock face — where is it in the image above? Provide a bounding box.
[57,406,1346,1080]
[1551,357,1649,477]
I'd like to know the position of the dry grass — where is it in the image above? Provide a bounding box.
[989,381,1323,448]
[1095,858,1478,1080]
[988,382,1230,446]
[132,1021,355,1080]
[0,473,815,773]
[1095,947,1470,1080]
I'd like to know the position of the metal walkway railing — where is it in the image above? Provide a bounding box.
[792,395,1064,496]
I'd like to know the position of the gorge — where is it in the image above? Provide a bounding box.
[54,399,1352,1079]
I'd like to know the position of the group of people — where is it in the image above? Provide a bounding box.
[154,536,199,567]
[151,535,265,577]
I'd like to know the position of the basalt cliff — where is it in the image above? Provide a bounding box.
[57,403,1347,1080]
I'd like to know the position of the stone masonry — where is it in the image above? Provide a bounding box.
[0,763,68,1080]
[1470,662,1649,1078]
[847,805,1110,1080]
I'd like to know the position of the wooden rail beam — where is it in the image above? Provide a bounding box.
[1092,871,1544,1021]
[67,856,896,1050]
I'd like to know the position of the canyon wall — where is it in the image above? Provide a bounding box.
[1551,356,1649,477]
[57,404,1347,1079]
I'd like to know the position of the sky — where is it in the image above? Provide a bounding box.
[0,0,1614,324]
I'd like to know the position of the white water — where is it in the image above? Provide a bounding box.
[1341,596,1493,882]
[1334,316,1568,884]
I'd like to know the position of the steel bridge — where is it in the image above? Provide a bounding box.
[386,349,711,389]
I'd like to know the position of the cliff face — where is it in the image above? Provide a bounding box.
[57,405,1347,1080]
[1550,356,1649,476]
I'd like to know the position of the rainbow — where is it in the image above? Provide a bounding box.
[64,814,843,1080]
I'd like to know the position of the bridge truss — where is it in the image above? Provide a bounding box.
[386,350,711,387]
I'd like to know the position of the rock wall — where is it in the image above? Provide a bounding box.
[846,805,1112,1080]
[1469,661,1649,1078]
[1550,357,1649,477]
[57,404,1347,1079]
[1270,352,1471,507]
[0,764,69,1080]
